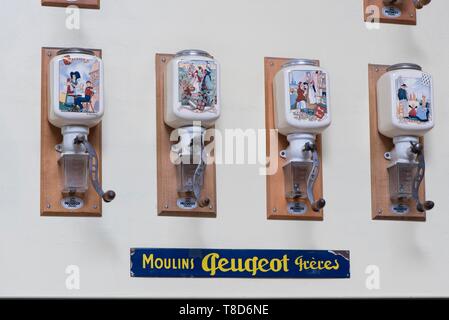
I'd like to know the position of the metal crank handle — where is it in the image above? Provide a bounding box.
[74,134,116,203]
[192,156,206,201]
[410,141,434,212]
[304,142,326,212]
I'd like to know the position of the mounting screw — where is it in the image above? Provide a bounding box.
[46,204,51,209]
[162,57,166,63]
[375,68,379,72]
[47,52,52,57]
[377,209,383,214]
[272,207,277,213]
[164,204,169,209]
[410,13,415,18]
[270,61,274,66]
[209,205,213,210]
[93,205,98,209]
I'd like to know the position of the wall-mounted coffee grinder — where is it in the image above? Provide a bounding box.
[273,59,331,213]
[377,63,434,213]
[49,48,115,210]
[164,49,220,209]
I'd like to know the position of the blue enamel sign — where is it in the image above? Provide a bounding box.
[130,248,350,279]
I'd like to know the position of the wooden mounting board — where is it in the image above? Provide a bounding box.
[41,47,103,217]
[42,0,100,9]
[364,0,417,25]
[264,57,324,221]
[155,53,217,218]
[368,64,426,221]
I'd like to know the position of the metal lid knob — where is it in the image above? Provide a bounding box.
[175,49,213,58]
[282,59,319,69]
[56,48,96,56]
[387,63,422,72]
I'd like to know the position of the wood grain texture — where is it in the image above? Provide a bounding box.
[264,57,324,221]
[41,47,102,217]
[364,0,417,25]
[156,54,217,218]
[368,64,426,221]
[42,0,100,9]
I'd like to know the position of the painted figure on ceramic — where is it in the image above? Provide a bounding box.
[395,74,431,124]
[178,60,217,113]
[59,55,100,113]
[288,70,328,121]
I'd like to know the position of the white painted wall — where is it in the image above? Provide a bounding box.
[0,0,448,298]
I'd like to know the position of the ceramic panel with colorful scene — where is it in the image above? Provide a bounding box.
[395,74,432,124]
[288,70,328,121]
[59,55,101,113]
[178,60,218,113]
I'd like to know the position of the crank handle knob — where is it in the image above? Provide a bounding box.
[312,198,326,212]
[102,190,116,203]
[417,200,434,212]
[198,197,210,208]
[414,0,431,9]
